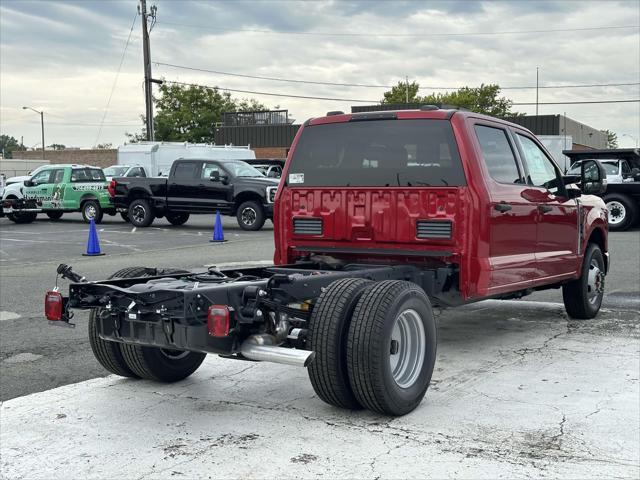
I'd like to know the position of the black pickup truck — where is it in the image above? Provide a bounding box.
[109,159,279,230]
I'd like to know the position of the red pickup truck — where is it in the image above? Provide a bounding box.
[47,107,609,416]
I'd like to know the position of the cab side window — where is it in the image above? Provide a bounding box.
[474,125,522,184]
[173,162,198,181]
[202,163,221,179]
[31,170,52,185]
[51,169,65,183]
[517,134,562,194]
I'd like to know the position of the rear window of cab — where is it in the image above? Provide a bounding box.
[287,119,466,187]
[71,168,105,182]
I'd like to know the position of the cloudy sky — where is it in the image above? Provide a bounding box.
[1,0,639,149]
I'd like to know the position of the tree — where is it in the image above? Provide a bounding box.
[601,129,618,149]
[95,143,113,149]
[48,144,66,150]
[0,135,24,159]
[381,81,518,117]
[127,83,267,143]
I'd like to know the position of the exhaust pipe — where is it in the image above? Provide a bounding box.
[240,334,315,368]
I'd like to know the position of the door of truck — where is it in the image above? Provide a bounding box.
[167,161,201,212]
[473,124,539,292]
[196,162,233,212]
[24,168,55,208]
[514,133,579,280]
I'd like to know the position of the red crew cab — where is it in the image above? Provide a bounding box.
[49,107,609,416]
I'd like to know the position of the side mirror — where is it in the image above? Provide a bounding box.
[581,159,607,195]
[23,180,34,187]
[219,175,229,185]
[631,167,640,180]
[210,171,220,182]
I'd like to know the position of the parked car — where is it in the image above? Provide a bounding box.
[2,164,114,223]
[103,165,149,181]
[50,107,609,417]
[108,158,278,230]
[565,149,640,230]
[244,158,285,178]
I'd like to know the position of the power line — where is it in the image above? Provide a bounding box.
[95,12,138,146]
[155,62,392,88]
[155,61,640,91]
[157,21,639,37]
[161,79,377,102]
[161,79,640,106]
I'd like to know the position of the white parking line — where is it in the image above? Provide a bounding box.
[0,311,21,321]
[204,260,273,268]
[1,238,50,243]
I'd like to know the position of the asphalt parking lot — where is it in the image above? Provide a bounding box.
[1,213,639,478]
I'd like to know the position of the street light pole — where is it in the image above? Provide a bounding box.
[22,106,45,159]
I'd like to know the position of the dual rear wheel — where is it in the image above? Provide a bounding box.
[88,267,206,382]
[308,279,437,416]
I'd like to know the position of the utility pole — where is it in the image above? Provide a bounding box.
[536,67,539,116]
[405,76,409,104]
[140,0,156,141]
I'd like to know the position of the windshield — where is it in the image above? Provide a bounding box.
[103,166,129,176]
[224,162,265,177]
[287,119,465,187]
[568,161,619,176]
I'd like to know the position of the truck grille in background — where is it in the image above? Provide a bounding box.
[416,220,452,239]
[293,217,323,235]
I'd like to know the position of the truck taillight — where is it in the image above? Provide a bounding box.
[207,305,230,337]
[107,180,117,197]
[45,291,63,321]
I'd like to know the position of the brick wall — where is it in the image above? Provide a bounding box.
[252,147,288,159]
[18,149,117,168]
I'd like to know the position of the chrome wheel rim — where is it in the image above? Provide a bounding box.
[160,348,189,360]
[586,258,605,305]
[85,204,96,219]
[241,207,257,226]
[131,205,146,223]
[389,308,425,389]
[607,201,626,225]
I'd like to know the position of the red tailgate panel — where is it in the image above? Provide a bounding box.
[282,187,464,256]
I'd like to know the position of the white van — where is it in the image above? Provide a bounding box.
[117,142,255,177]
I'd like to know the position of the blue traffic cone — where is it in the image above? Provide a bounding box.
[82,218,105,256]
[210,210,226,243]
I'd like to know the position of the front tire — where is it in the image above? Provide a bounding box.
[120,345,206,383]
[236,200,265,231]
[603,194,637,231]
[347,281,437,416]
[308,278,372,410]
[81,200,103,224]
[166,212,190,226]
[128,198,155,227]
[46,211,64,220]
[562,243,605,319]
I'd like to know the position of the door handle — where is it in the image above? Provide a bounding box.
[539,205,553,213]
[494,203,512,213]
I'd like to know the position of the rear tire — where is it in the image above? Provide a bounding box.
[562,243,605,319]
[236,200,265,231]
[347,280,437,416]
[308,278,372,410]
[603,194,637,231]
[46,211,64,220]
[120,345,206,383]
[81,200,103,224]
[88,267,155,378]
[128,198,155,227]
[166,212,190,226]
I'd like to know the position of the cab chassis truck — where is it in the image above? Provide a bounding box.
[46,109,609,416]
